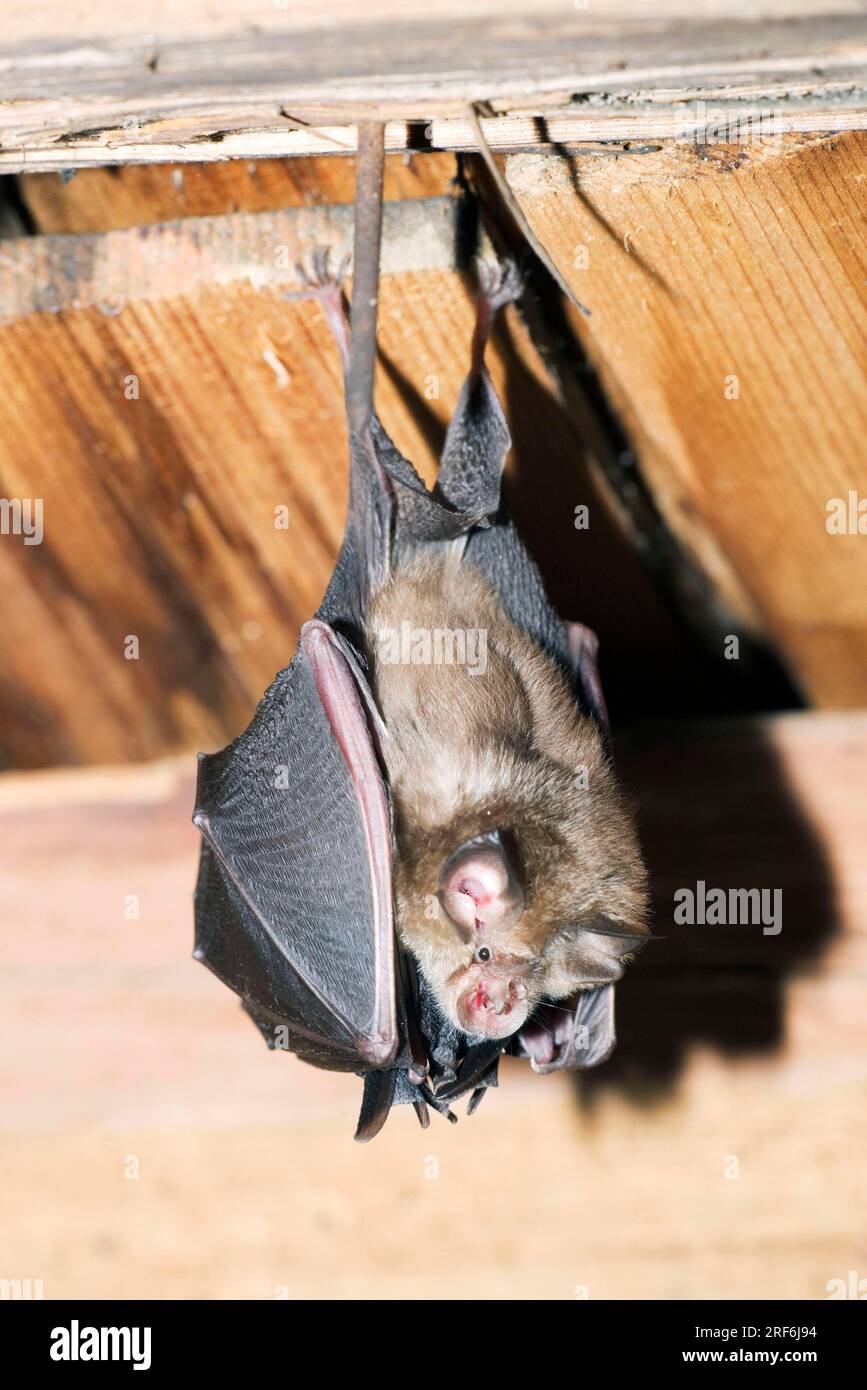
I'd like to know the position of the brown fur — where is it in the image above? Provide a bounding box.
[364,551,649,1033]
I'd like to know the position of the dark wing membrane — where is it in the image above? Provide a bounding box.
[372,418,488,549]
[438,362,569,669]
[436,366,510,519]
[193,621,400,1073]
[315,422,488,647]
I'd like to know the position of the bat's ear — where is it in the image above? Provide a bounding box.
[437,829,524,941]
[578,915,650,982]
[565,622,610,741]
[542,914,649,993]
[516,983,617,1072]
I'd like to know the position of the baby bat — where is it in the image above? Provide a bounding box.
[193,127,649,1139]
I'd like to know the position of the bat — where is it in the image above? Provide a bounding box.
[193,124,649,1140]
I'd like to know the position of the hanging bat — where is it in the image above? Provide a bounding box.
[193,125,649,1140]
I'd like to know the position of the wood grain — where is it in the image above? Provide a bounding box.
[2,5,867,170]
[0,193,688,769]
[18,154,459,235]
[0,269,460,768]
[0,709,863,1298]
[504,130,867,707]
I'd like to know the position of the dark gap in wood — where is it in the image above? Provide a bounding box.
[461,152,801,723]
[0,176,38,238]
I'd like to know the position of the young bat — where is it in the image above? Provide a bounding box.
[193,127,649,1139]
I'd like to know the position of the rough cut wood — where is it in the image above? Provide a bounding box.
[1,135,864,767]
[17,154,458,235]
[2,3,867,170]
[0,709,863,1297]
[503,130,867,708]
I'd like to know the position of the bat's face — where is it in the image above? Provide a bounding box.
[367,558,650,1050]
[437,830,533,1039]
[391,764,648,1046]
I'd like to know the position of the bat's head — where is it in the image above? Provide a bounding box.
[368,567,650,1051]
[431,823,647,1043]
[437,829,534,1040]
[395,762,649,1047]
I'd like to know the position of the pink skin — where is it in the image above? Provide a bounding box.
[439,844,524,938]
[438,840,532,1040]
[452,959,532,1040]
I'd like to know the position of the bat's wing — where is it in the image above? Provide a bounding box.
[307,272,493,641]
[312,260,571,682]
[194,620,405,1109]
[192,260,521,1137]
[435,264,572,672]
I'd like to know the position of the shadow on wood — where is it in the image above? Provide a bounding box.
[583,721,840,1101]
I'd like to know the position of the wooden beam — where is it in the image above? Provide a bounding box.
[2,6,867,171]
[0,194,690,768]
[15,153,459,235]
[0,198,468,321]
[0,709,863,1296]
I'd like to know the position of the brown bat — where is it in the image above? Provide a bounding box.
[193,126,649,1138]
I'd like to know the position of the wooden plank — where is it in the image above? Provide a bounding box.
[6,0,861,47]
[501,130,867,708]
[17,153,459,235]
[2,6,867,171]
[0,198,465,319]
[0,709,863,1297]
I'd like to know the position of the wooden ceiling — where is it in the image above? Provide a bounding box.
[508,131,867,706]
[1,3,865,769]
[0,155,689,766]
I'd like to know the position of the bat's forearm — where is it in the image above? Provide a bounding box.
[347,122,386,441]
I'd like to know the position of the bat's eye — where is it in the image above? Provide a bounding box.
[477,946,492,963]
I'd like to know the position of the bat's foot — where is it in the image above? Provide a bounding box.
[292,246,350,292]
[286,248,351,372]
[477,257,523,313]
[469,258,522,379]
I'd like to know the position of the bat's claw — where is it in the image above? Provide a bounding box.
[289,247,351,298]
[286,248,351,370]
[466,1086,488,1116]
